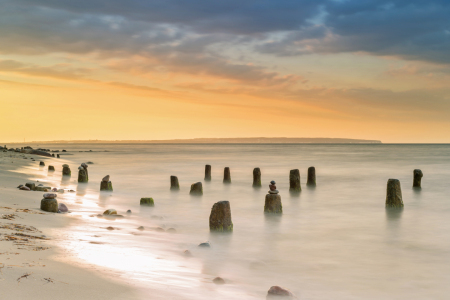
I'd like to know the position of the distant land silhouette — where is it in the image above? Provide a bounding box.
[23,138,382,144]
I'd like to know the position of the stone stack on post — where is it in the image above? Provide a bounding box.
[170,176,180,190]
[289,169,301,192]
[41,193,58,212]
[413,169,423,188]
[204,165,212,181]
[223,167,231,184]
[39,161,45,167]
[386,179,403,208]
[252,168,262,187]
[48,165,55,172]
[100,175,113,191]
[189,182,203,196]
[62,164,71,176]
[307,167,316,187]
[209,201,233,232]
[78,164,88,183]
[264,181,282,213]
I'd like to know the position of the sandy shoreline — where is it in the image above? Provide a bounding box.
[0,151,143,299]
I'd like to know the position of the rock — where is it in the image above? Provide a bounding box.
[209,201,233,232]
[25,183,35,190]
[140,198,154,206]
[307,166,316,186]
[170,176,180,190]
[20,186,31,191]
[30,150,52,157]
[205,164,212,181]
[223,167,231,184]
[264,194,282,214]
[183,250,192,256]
[253,168,262,187]
[86,161,94,164]
[48,165,55,171]
[62,165,71,176]
[36,186,50,191]
[102,175,110,182]
[289,169,301,192]
[198,242,211,248]
[269,180,279,194]
[39,161,45,166]
[213,277,225,284]
[81,163,88,169]
[167,228,177,233]
[106,226,115,230]
[126,210,132,213]
[413,169,423,188]
[38,184,43,186]
[137,226,145,230]
[386,179,403,208]
[17,184,23,188]
[189,182,203,196]
[62,150,66,152]
[43,193,57,199]
[41,198,58,213]
[100,181,113,191]
[267,286,295,298]
[103,209,117,215]
[57,189,64,193]
[58,203,69,213]
[155,227,165,232]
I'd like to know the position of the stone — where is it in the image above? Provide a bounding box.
[289,169,301,192]
[170,176,180,190]
[43,193,57,199]
[25,183,35,190]
[48,165,55,171]
[386,179,403,208]
[155,227,165,232]
[126,210,132,213]
[209,201,233,232]
[62,149,66,152]
[189,182,203,196]
[413,169,423,188]
[265,194,282,214]
[183,250,192,256]
[137,226,145,230]
[39,161,45,166]
[269,180,279,194]
[106,226,115,230]
[307,166,316,186]
[140,198,154,206]
[223,167,231,184]
[198,242,211,248]
[17,184,23,188]
[81,163,88,169]
[100,181,113,191]
[52,188,58,192]
[267,286,295,298]
[36,186,50,191]
[205,164,212,181]
[41,198,58,213]
[20,186,31,191]
[213,277,225,284]
[57,189,64,193]
[253,167,262,187]
[103,209,117,215]
[167,228,177,233]
[78,167,88,183]
[87,161,94,164]
[62,165,71,176]
[102,175,110,182]
[58,203,69,213]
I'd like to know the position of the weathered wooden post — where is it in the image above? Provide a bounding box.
[48,165,55,172]
[100,175,113,191]
[62,164,71,176]
[413,169,423,188]
[190,182,203,195]
[289,169,301,192]
[386,179,403,208]
[307,166,316,186]
[209,201,233,232]
[223,167,231,184]
[253,168,261,187]
[170,176,180,190]
[205,165,211,181]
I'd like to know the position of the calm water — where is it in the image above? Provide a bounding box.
[13,144,450,299]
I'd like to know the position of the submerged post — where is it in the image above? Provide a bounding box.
[100,175,113,191]
[209,201,233,232]
[307,167,316,186]
[289,169,301,192]
[190,182,203,196]
[264,181,282,213]
[253,168,261,187]
[170,176,180,190]
[39,161,45,166]
[223,167,231,184]
[413,169,423,188]
[205,165,211,181]
[48,165,55,172]
[386,179,403,208]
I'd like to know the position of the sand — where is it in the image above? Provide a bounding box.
[0,151,141,299]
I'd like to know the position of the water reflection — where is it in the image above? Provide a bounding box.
[77,183,88,196]
[60,175,71,187]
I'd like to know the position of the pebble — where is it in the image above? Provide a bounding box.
[43,193,57,199]
[198,242,211,248]
[126,210,132,213]
[167,228,177,233]
[213,277,225,284]
[137,226,145,230]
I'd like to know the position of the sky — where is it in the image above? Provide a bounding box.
[1,0,450,143]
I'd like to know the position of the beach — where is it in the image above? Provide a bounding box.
[1,143,450,300]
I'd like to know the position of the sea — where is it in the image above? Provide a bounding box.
[11,143,450,299]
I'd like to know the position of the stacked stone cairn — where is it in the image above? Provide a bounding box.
[413,169,423,188]
[41,193,58,213]
[264,180,282,213]
[252,167,261,187]
[62,164,71,176]
[100,175,113,191]
[386,179,403,208]
[209,201,233,232]
[190,182,203,196]
[170,176,180,190]
[78,163,88,183]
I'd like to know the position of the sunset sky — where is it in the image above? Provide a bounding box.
[1,0,450,143]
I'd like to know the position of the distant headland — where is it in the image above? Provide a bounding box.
[16,138,382,144]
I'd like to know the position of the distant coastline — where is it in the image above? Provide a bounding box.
[11,137,382,144]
